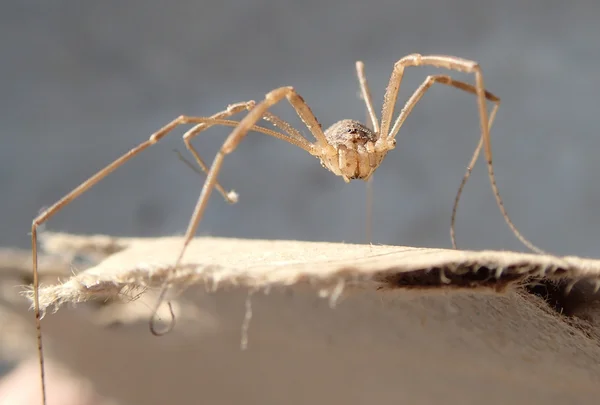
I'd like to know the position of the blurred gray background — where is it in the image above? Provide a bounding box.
[3,2,600,404]
[2,0,600,256]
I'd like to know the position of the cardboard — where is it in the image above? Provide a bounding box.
[3,232,600,405]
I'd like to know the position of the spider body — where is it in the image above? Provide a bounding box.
[321,119,393,181]
[31,54,545,405]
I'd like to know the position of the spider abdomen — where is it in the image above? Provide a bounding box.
[324,119,377,146]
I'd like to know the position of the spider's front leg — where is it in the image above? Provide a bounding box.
[180,101,257,203]
[226,87,333,154]
[30,111,262,404]
[181,86,331,244]
[149,86,330,333]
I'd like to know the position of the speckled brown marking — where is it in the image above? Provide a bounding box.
[324,119,378,146]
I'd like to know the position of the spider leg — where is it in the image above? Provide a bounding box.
[388,75,499,141]
[383,75,501,249]
[379,54,545,253]
[181,101,256,203]
[355,61,380,134]
[182,101,314,201]
[149,86,327,334]
[451,130,486,249]
[148,118,315,336]
[31,113,280,405]
[233,86,332,152]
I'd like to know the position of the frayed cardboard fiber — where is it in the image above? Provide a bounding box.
[23,232,600,315]
[7,232,600,405]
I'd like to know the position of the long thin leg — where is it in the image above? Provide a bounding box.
[385,75,502,249]
[149,86,331,334]
[450,126,486,249]
[388,75,499,140]
[181,101,307,202]
[152,105,319,332]
[182,102,314,186]
[181,102,256,202]
[380,54,544,253]
[176,119,314,200]
[32,116,204,405]
[31,113,314,405]
[355,61,380,134]
[184,118,314,152]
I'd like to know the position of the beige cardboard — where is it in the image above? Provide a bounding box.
[3,232,600,405]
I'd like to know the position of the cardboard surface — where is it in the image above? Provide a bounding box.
[25,232,600,314]
[3,232,600,405]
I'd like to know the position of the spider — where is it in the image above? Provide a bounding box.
[31,54,544,405]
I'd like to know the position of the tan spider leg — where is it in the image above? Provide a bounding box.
[148,86,334,335]
[31,111,314,405]
[261,111,308,143]
[182,101,310,170]
[182,102,314,187]
[30,115,213,405]
[379,54,544,253]
[184,118,314,152]
[181,101,256,202]
[179,113,317,183]
[181,102,291,201]
[355,61,380,133]
[149,86,326,333]
[178,116,314,197]
[158,113,316,331]
[387,75,498,140]
[381,75,501,248]
[389,75,500,249]
[450,125,489,249]
[237,86,331,152]
[387,76,502,249]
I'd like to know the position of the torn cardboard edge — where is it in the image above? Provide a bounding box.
[17,232,600,316]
